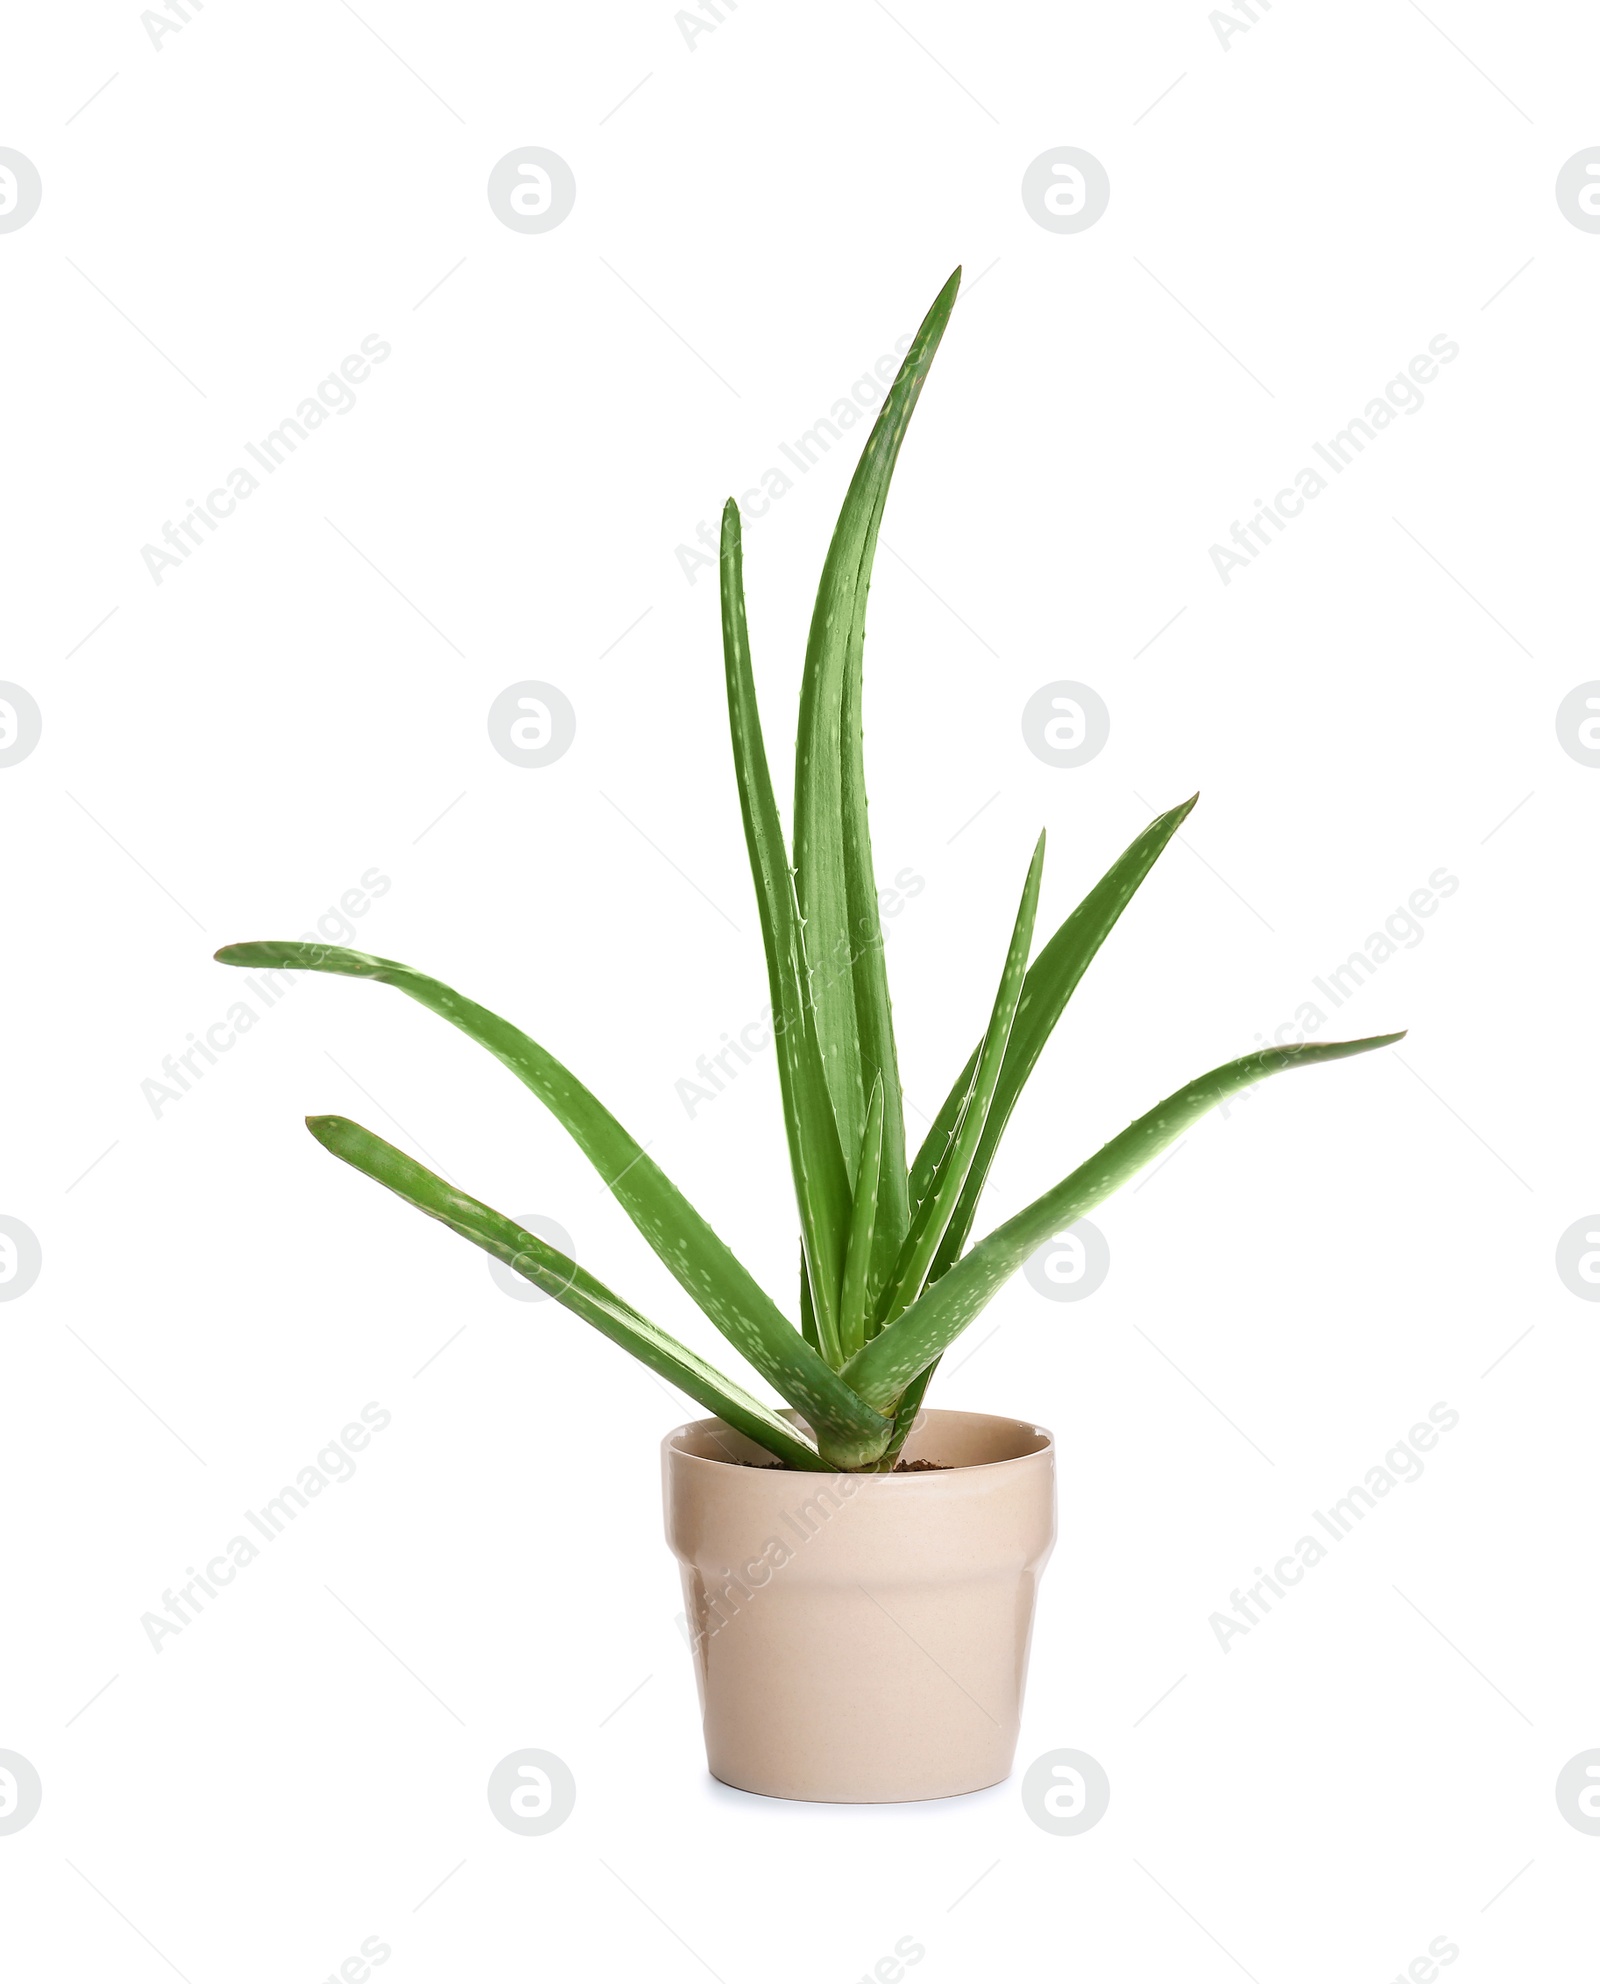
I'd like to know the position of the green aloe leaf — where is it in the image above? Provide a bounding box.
[798,1250,820,1352]
[876,797,1197,1467]
[838,1076,885,1362]
[844,1032,1404,1408]
[721,500,852,1364]
[910,795,1198,1279]
[214,941,891,1465]
[872,1371,933,1473]
[794,267,962,1291]
[307,1115,831,1472]
[873,832,1044,1333]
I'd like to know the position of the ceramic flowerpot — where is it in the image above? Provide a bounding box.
[662,1407,1055,1803]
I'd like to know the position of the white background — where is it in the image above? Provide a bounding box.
[2,3,1595,1978]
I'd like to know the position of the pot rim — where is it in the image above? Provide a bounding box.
[663,1407,1055,1482]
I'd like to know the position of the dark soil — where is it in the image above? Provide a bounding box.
[736,1456,950,1472]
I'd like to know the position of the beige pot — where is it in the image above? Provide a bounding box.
[662,1407,1055,1803]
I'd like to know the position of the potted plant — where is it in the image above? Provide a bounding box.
[217,268,1400,1803]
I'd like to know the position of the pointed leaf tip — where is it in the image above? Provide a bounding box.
[851,1028,1412,1407]
[211,939,887,1455]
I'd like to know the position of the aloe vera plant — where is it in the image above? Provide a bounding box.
[217,269,1401,1473]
